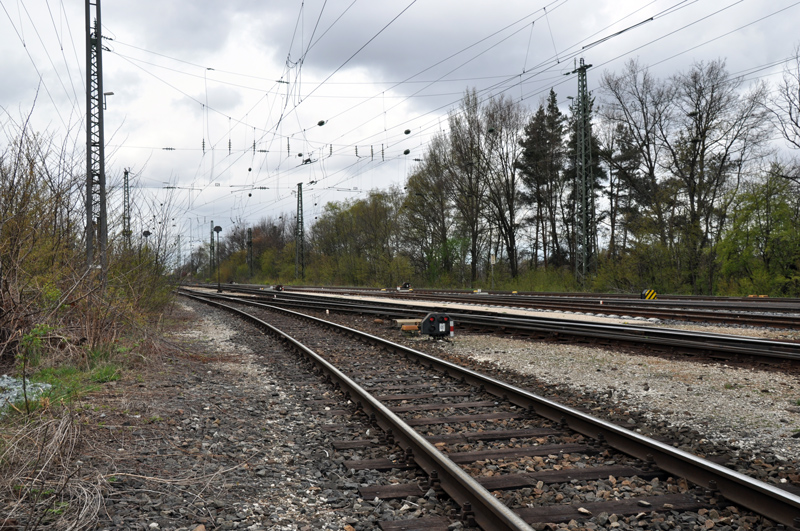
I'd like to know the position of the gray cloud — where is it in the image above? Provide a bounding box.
[3,0,800,237]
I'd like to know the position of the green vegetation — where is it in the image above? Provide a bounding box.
[0,112,178,530]
[31,366,94,402]
[0,124,175,410]
[89,364,121,384]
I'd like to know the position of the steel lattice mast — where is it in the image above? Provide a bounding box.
[295,183,305,279]
[572,58,594,284]
[122,168,131,247]
[85,0,108,270]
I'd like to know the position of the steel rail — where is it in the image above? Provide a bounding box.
[180,291,533,531]
[387,294,800,327]
[204,283,800,317]
[184,290,800,528]
[201,288,800,362]
[283,284,800,310]
[296,288,800,328]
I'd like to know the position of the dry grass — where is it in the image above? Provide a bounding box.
[0,410,104,530]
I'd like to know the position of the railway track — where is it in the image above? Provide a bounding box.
[181,290,800,530]
[285,285,800,330]
[289,284,800,309]
[186,287,800,368]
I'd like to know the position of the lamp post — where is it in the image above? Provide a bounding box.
[213,225,222,292]
[141,230,151,261]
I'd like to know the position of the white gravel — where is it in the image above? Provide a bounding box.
[442,333,800,462]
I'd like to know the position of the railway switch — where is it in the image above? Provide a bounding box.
[420,313,454,338]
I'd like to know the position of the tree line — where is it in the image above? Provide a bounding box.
[195,54,800,296]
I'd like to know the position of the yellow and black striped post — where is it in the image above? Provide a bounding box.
[640,289,657,300]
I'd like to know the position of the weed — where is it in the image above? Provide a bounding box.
[4,396,53,416]
[40,281,62,306]
[723,382,741,390]
[47,501,70,515]
[16,325,54,414]
[90,364,120,384]
[31,366,99,404]
[20,324,53,368]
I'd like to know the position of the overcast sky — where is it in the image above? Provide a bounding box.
[2,0,799,251]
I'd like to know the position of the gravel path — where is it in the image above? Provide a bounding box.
[79,301,353,530]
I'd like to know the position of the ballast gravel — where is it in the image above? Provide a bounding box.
[437,333,800,462]
[38,297,800,531]
[81,301,363,531]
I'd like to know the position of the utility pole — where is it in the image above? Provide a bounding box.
[246,227,253,278]
[569,58,594,285]
[122,168,131,248]
[85,0,108,270]
[209,221,215,278]
[295,183,304,280]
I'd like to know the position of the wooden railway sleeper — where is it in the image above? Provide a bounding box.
[426,470,442,494]
[453,502,477,526]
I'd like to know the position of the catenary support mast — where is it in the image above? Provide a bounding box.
[122,168,131,248]
[572,58,594,284]
[295,183,305,279]
[85,0,108,270]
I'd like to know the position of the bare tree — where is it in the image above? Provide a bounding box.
[599,59,675,247]
[595,120,640,258]
[483,94,528,277]
[771,44,800,152]
[401,133,456,280]
[659,60,771,292]
[445,89,489,285]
